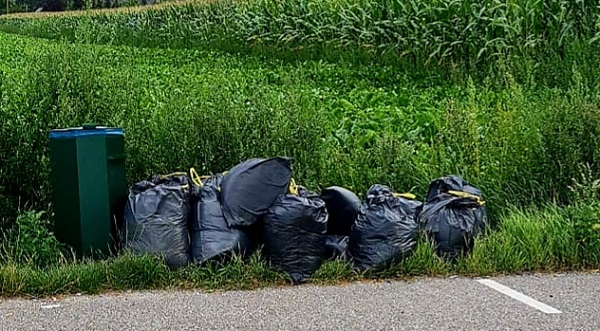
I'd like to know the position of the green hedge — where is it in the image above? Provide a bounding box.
[1,32,600,228]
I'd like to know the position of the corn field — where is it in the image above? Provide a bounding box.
[1,0,599,70]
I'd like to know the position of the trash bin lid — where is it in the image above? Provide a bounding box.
[49,125,124,139]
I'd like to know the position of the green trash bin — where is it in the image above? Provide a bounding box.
[48,124,127,259]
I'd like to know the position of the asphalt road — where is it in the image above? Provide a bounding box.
[1,272,598,331]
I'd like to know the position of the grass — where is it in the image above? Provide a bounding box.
[1,32,600,226]
[2,203,599,298]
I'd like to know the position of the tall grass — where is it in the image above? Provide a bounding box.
[461,206,581,274]
[1,32,600,227]
[0,0,599,81]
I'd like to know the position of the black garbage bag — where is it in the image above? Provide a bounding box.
[418,175,488,261]
[324,235,349,261]
[221,157,293,228]
[189,174,253,265]
[348,184,421,271]
[121,173,191,268]
[263,187,328,284]
[320,186,361,236]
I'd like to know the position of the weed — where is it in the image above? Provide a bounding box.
[0,210,64,268]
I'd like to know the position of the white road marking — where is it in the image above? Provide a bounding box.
[476,279,562,314]
[40,304,61,309]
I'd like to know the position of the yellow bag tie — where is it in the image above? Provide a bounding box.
[158,171,190,191]
[448,190,485,206]
[159,171,188,179]
[288,178,299,195]
[393,192,416,200]
[189,168,204,187]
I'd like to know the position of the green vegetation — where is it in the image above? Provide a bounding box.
[1,203,598,297]
[1,0,599,83]
[1,32,600,223]
[1,0,600,297]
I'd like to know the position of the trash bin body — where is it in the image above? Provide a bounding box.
[48,125,127,258]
